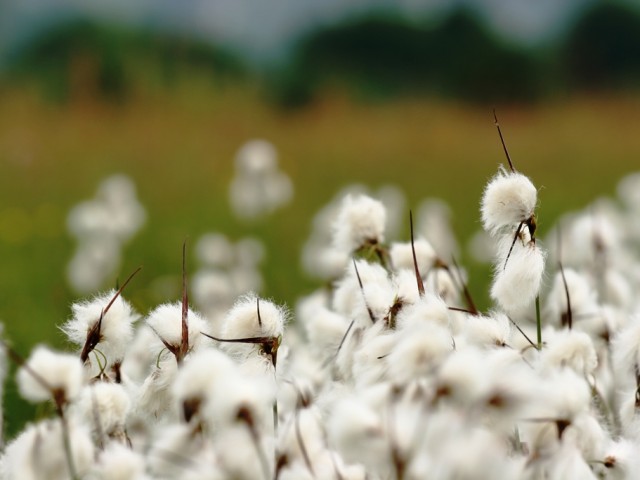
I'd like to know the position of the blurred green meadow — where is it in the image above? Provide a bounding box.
[2,3,640,438]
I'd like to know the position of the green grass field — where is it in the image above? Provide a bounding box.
[1,84,639,436]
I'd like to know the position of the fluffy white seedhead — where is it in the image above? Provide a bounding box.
[135,356,179,421]
[416,198,460,259]
[328,396,390,473]
[17,346,84,403]
[534,369,591,422]
[221,293,286,340]
[351,325,396,387]
[235,237,266,267]
[3,418,94,480]
[277,406,325,469]
[192,270,235,312]
[376,184,406,239]
[395,292,451,331]
[148,423,219,479]
[491,234,545,314]
[230,140,293,219]
[66,175,145,294]
[67,237,121,294]
[481,169,537,236]
[424,267,460,307]
[300,298,350,357]
[74,382,130,439]
[195,233,235,268]
[172,348,237,421]
[541,329,598,376]
[435,348,497,407]
[597,439,640,479]
[612,314,640,384]
[332,194,386,254]
[235,139,278,175]
[389,238,436,274]
[462,312,512,348]
[213,424,272,480]
[62,289,139,363]
[301,242,350,280]
[386,323,452,384]
[618,171,640,212]
[206,372,275,431]
[93,443,148,480]
[230,266,264,295]
[146,302,207,353]
[333,259,389,325]
[214,294,287,369]
[95,174,146,241]
[545,268,598,327]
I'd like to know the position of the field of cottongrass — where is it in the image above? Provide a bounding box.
[1,85,640,478]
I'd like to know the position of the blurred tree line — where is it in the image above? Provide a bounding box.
[3,3,640,107]
[1,21,246,102]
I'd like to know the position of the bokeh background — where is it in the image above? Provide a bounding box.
[2,0,640,437]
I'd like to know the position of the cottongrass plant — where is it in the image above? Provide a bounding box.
[66,175,146,294]
[229,139,294,220]
[4,131,640,479]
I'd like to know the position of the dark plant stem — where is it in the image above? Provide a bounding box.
[535,295,542,350]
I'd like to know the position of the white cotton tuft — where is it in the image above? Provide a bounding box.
[376,184,406,239]
[206,372,275,431]
[147,423,218,478]
[229,140,293,220]
[532,368,591,422]
[481,169,537,236]
[351,325,396,387]
[491,235,545,314]
[386,323,452,384]
[3,418,94,480]
[17,346,84,403]
[235,139,277,174]
[301,242,350,280]
[192,269,235,312]
[172,348,237,421]
[434,348,496,407]
[545,268,597,327]
[213,424,272,480]
[328,396,390,474]
[395,292,451,331]
[424,267,460,307]
[221,293,286,340]
[74,382,130,440]
[618,171,640,212]
[145,302,207,353]
[332,194,386,254]
[135,356,179,421]
[195,233,235,268]
[389,238,436,273]
[299,293,351,358]
[62,289,139,362]
[612,314,640,384]
[541,329,598,376]
[66,237,121,294]
[461,312,512,348]
[391,269,422,307]
[277,406,325,469]
[94,443,149,480]
[416,198,460,259]
[597,439,640,480]
[333,259,389,325]
[94,174,146,241]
